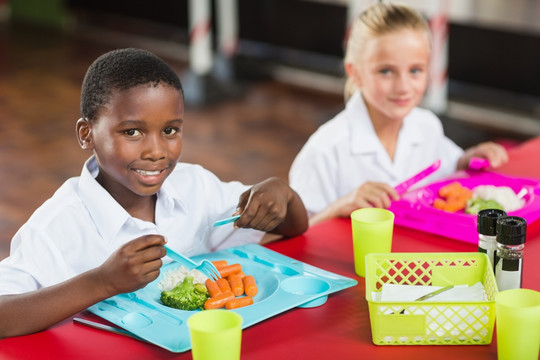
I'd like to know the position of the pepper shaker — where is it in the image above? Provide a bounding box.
[477,209,506,272]
[494,216,526,291]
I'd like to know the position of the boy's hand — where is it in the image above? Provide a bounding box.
[234,177,291,232]
[97,235,166,296]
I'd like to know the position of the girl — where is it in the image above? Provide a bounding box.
[289,2,508,225]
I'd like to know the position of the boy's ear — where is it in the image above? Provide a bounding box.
[76,118,94,150]
[345,62,362,87]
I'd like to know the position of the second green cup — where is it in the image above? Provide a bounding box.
[495,288,540,360]
[351,208,394,277]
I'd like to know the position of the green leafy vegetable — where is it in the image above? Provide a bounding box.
[465,198,504,215]
[160,275,209,311]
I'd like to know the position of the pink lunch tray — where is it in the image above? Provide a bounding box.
[388,170,540,243]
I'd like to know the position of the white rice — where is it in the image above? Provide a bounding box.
[157,265,208,291]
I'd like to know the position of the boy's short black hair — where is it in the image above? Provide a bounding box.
[81,48,183,121]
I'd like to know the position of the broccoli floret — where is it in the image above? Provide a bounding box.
[465,198,504,214]
[160,276,209,311]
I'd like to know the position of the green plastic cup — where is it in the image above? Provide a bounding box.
[351,208,394,277]
[188,310,243,360]
[495,288,540,360]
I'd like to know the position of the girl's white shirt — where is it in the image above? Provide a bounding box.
[0,156,263,295]
[289,91,463,216]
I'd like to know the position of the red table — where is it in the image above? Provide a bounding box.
[2,137,540,360]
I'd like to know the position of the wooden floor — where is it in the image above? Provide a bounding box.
[0,21,528,261]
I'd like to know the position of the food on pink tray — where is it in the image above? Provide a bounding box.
[465,198,504,214]
[433,182,526,214]
[467,185,525,213]
[433,182,473,212]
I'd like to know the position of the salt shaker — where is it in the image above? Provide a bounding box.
[494,216,527,291]
[477,209,506,271]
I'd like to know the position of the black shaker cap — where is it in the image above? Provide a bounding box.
[477,209,507,236]
[496,216,527,245]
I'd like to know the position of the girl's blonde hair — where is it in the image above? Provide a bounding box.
[344,2,431,101]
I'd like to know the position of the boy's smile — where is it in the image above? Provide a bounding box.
[79,83,184,212]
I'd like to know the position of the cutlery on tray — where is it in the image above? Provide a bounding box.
[163,245,221,280]
[394,159,441,195]
[73,317,146,342]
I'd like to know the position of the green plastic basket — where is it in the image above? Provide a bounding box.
[365,252,498,345]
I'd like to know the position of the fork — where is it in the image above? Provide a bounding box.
[163,245,221,281]
[394,285,454,314]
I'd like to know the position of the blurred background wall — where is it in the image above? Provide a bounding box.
[7,0,540,136]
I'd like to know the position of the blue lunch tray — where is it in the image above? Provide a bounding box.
[87,244,358,352]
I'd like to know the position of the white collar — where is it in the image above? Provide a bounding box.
[346,91,424,156]
[77,156,186,242]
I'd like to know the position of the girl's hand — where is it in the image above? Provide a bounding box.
[330,181,399,218]
[96,235,166,296]
[458,141,509,170]
[308,181,398,226]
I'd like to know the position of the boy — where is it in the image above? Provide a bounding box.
[0,48,308,338]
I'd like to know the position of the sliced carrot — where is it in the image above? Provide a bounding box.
[439,182,461,198]
[225,296,253,310]
[211,260,228,270]
[434,181,473,213]
[459,191,470,199]
[218,263,242,278]
[433,198,447,210]
[216,278,231,293]
[205,278,222,298]
[228,273,244,297]
[243,275,258,297]
[204,291,235,310]
[445,199,467,212]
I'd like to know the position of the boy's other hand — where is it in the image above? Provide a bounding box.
[97,235,166,296]
[234,177,292,232]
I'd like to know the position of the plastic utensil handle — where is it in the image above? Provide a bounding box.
[213,214,241,227]
[468,157,490,170]
[163,245,196,267]
[394,159,441,195]
[415,285,454,301]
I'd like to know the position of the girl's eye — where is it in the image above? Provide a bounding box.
[411,68,424,75]
[379,68,392,75]
[163,127,179,135]
[124,129,142,137]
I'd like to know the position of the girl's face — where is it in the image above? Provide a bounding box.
[348,29,430,124]
[83,84,184,204]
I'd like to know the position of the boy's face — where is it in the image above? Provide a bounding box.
[81,84,184,201]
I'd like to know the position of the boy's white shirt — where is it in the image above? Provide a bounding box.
[0,156,263,295]
[289,91,464,216]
